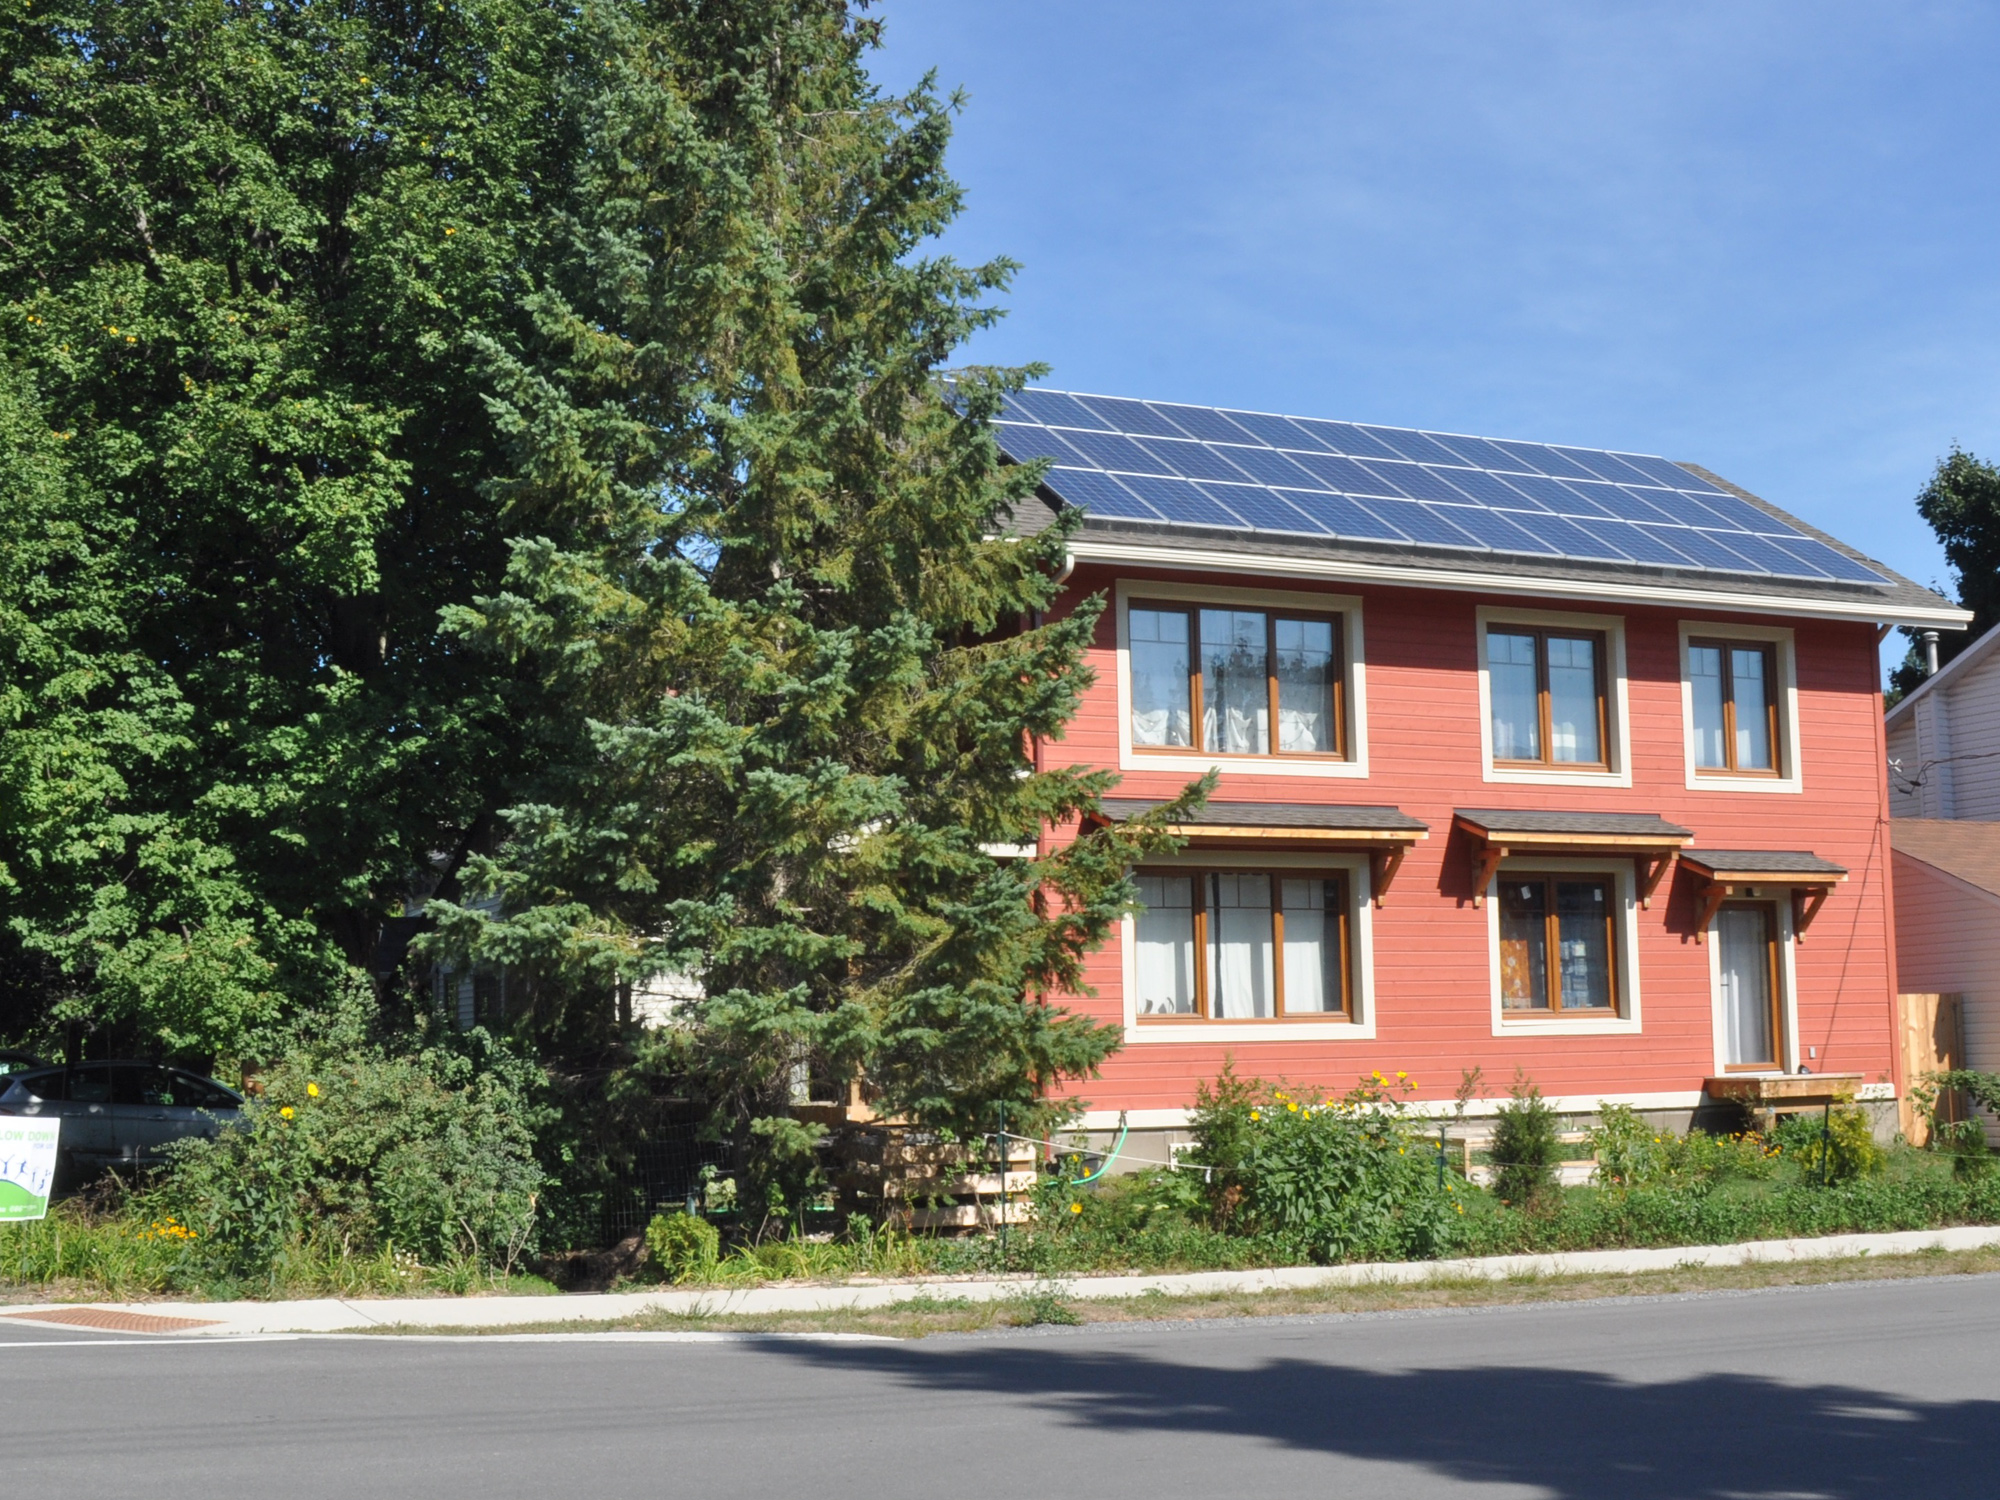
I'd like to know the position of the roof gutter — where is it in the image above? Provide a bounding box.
[1066,537,1973,630]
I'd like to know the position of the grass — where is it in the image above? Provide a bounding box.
[365,1244,2000,1339]
[9,1139,1999,1304]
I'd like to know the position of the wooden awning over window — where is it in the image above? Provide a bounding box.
[1093,799,1429,905]
[1679,850,1848,942]
[1454,809,1694,909]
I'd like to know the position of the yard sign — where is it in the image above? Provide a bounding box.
[0,1118,60,1221]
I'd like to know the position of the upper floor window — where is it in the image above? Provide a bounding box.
[1130,602,1346,759]
[1487,626,1608,769]
[1689,639,1778,775]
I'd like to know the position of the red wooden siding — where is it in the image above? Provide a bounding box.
[1037,563,1898,1112]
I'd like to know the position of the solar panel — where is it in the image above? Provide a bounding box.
[1006,389,1112,430]
[1193,481,1327,535]
[1369,429,1467,467]
[1055,428,1161,473]
[1275,490,1411,542]
[1074,395,1187,439]
[1374,463,1474,504]
[1367,499,1483,548]
[1227,410,1337,451]
[994,390,1890,587]
[1439,504,1561,555]
[1137,437,1255,484]
[1221,445,1324,488]
[1117,473,1245,527]
[994,424,1082,465]
[1287,451,1399,496]
[1042,468,1158,521]
[1292,419,1402,460]
[1156,403,1265,446]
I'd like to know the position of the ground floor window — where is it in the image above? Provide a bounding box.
[1498,872,1617,1013]
[1133,868,1352,1020]
[1716,900,1782,1069]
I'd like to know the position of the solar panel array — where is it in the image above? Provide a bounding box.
[993,389,1886,586]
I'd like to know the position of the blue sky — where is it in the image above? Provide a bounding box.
[870,3,2000,679]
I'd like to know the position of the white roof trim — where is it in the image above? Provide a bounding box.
[1069,538,1971,628]
[1885,620,2000,729]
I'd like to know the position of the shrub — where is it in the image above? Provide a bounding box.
[1489,1073,1560,1207]
[1186,1068,1458,1263]
[1771,1107,1884,1183]
[1587,1104,1775,1190]
[645,1211,721,1281]
[155,1037,545,1283]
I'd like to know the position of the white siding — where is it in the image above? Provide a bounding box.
[1893,852,2000,1072]
[1887,718,1923,819]
[1890,639,2000,820]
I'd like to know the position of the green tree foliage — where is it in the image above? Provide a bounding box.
[1,0,1166,1126]
[0,0,590,1053]
[1889,448,2000,700]
[1488,1071,1561,1208]
[418,3,1195,1154]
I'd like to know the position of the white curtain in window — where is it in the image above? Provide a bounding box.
[1206,873,1273,1017]
[1280,878,1335,1012]
[1133,875,1196,1014]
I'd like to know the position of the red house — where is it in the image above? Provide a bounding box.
[999,389,1966,1145]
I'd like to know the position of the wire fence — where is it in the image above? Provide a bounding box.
[595,1116,732,1243]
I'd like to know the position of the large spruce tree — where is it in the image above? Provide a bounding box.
[423,4,1189,1160]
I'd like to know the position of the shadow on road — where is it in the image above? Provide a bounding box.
[768,1336,1996,1496]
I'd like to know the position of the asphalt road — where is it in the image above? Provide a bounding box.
[5,1276,1999,1499]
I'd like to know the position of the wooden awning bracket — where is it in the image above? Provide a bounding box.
[1371,845,1408,907]
[1471,844,1507,907]
[1693,879,1732,941]
[1637,851,1676,910]
[1793,885,1830,942]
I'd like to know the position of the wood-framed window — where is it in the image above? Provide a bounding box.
[1129,602,1346,759]
[1689,638,1780,776]
[1498,873,1618,1013]
[1132,868,1352,1020]
[1487,625,1610,769]
[1715,899,1783,1070]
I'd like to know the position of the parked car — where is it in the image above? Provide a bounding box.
[0,1050,41,1076]
[0,1062,243,1178]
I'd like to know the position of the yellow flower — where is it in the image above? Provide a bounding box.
[280,1106,295,1119]
[1396,1071,1408,1080]
[1250,1110,1261,1121]
[307,1082,320,1097]
[1069,1202,1082,1215]
[1287,1102,1298,1112]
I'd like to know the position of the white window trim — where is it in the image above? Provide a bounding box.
[1677,621,1803,795]
[1475,605,1632,788]
[1114,578,1368,779]
[1120,849,1377,1041]
[1484,855,1643,1036]
[1705,887,1801,1077]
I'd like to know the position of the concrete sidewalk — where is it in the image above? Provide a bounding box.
[5,1223,1998,1337]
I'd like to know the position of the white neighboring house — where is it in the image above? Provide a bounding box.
[1886,626,2000,1078]
[1887,626,2000,819]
